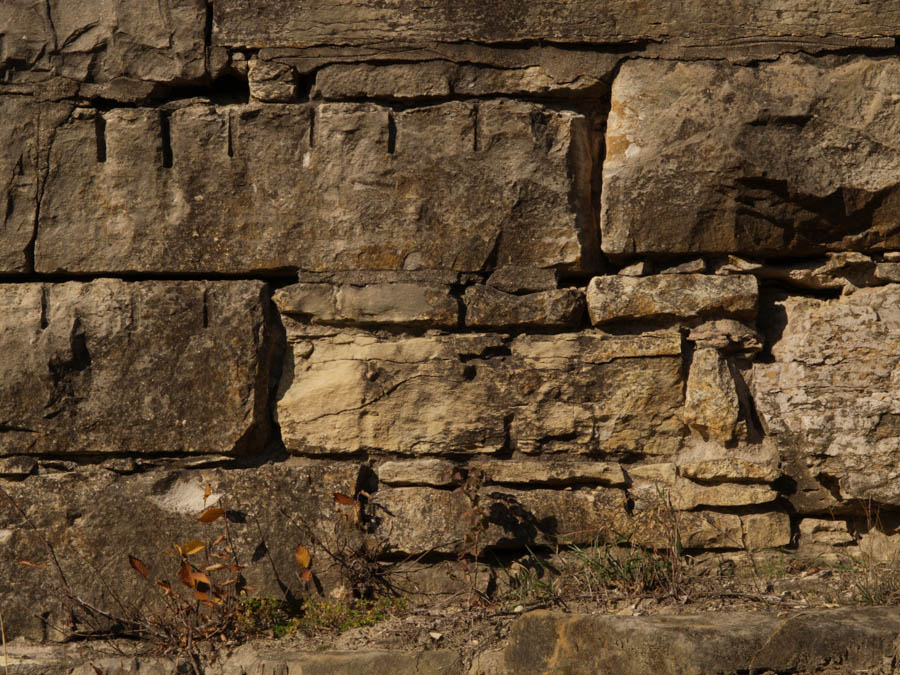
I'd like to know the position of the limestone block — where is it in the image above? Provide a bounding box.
[798,518,856,548]
[687,320,762,357]
[486,266,558,293]
[248,58,297,102]
[463,286,584,329]
[377,459,458,487]
[277,325,687,457]
[679,459,779,484]
[750,286,900,509]
[313,62,456,100]
[632,477,776,511]
[478,460,626,487]
[741,512,791,550]
[0,0,206,85]
[274,281,458,327]
[0,280,275,455]
[586,275,758,325]
[212,0,899,54]
[36,100,596,275]
[683,348,740,444]
[602,57,900,260]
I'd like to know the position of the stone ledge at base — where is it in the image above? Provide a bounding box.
[6,607,900,674]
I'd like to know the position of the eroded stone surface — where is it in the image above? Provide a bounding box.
[0,0,206,86]
[683,348,740,444]
[0,280,275,455]
[586,275,758,325]
[277,324,687,457]
[463,286,584,329]
[751,286,900,511]
[602,57,900,260]
[36,100,597,275]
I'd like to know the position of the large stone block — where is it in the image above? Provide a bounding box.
[35,99,596,275]
[602,57,900,260]
[0,0,206,85]
[0,280,276,455]
[212,0,899,54]
[750,286,900,511]
[276,324,687,457]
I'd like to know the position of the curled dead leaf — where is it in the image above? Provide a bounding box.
[156,580,174,596]
[128,555,149,578]
[182,539,205,556]
[197,507,225,523]
[295,545,311,569]
[178,561,195,588]
[191,571,211,587]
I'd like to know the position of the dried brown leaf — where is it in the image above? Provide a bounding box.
[178,561,195,588]
[333,492,355,506]
[182,539,205,556]
[156,580,174,596]
[204,563,227,572]
[203,483,212,505]
[300,569,312,583]
[197,507,225,523]
[128,555,149,578]
[295,544,311,569]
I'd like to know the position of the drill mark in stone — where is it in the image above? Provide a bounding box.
[94,113,107,163]
[226,113,234,158]
[202,288,209,328]
[308,107,316,148]
[387,112,397,155]
[472,103,480,152]
[159,111,173,168]
[39,286,49,330]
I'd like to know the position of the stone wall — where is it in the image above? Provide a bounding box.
[3,0,900,639]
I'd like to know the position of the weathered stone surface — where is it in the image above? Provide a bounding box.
[277,324,687,457]
[631,475,777,511]
[686,320,762,357]
[486,266,557,293]
[0,0,206,85]
[313,62,455,101]
[478,460,626,487]
[586,275,758,325]
[0,99,71,273]
[798,518,856,548]
[741,512,791,550]
[212,1,900,54]
[274,281,458,327]
[678,459,779,484]
[683,348,740,444]
[313,61,606,101]
[36,100,597,274]
[377,459,458,487]
[505,608,900,675]
[0,280,275,455]
[602,57,900,260]
[751,286,900,510]
[463,286,584,329]
[618,261,652,277]
[248,58,297,102]
[659,259,706,274]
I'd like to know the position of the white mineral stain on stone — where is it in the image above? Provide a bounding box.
[150,480,221,515]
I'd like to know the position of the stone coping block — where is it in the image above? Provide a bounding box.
[505,607,900,675]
